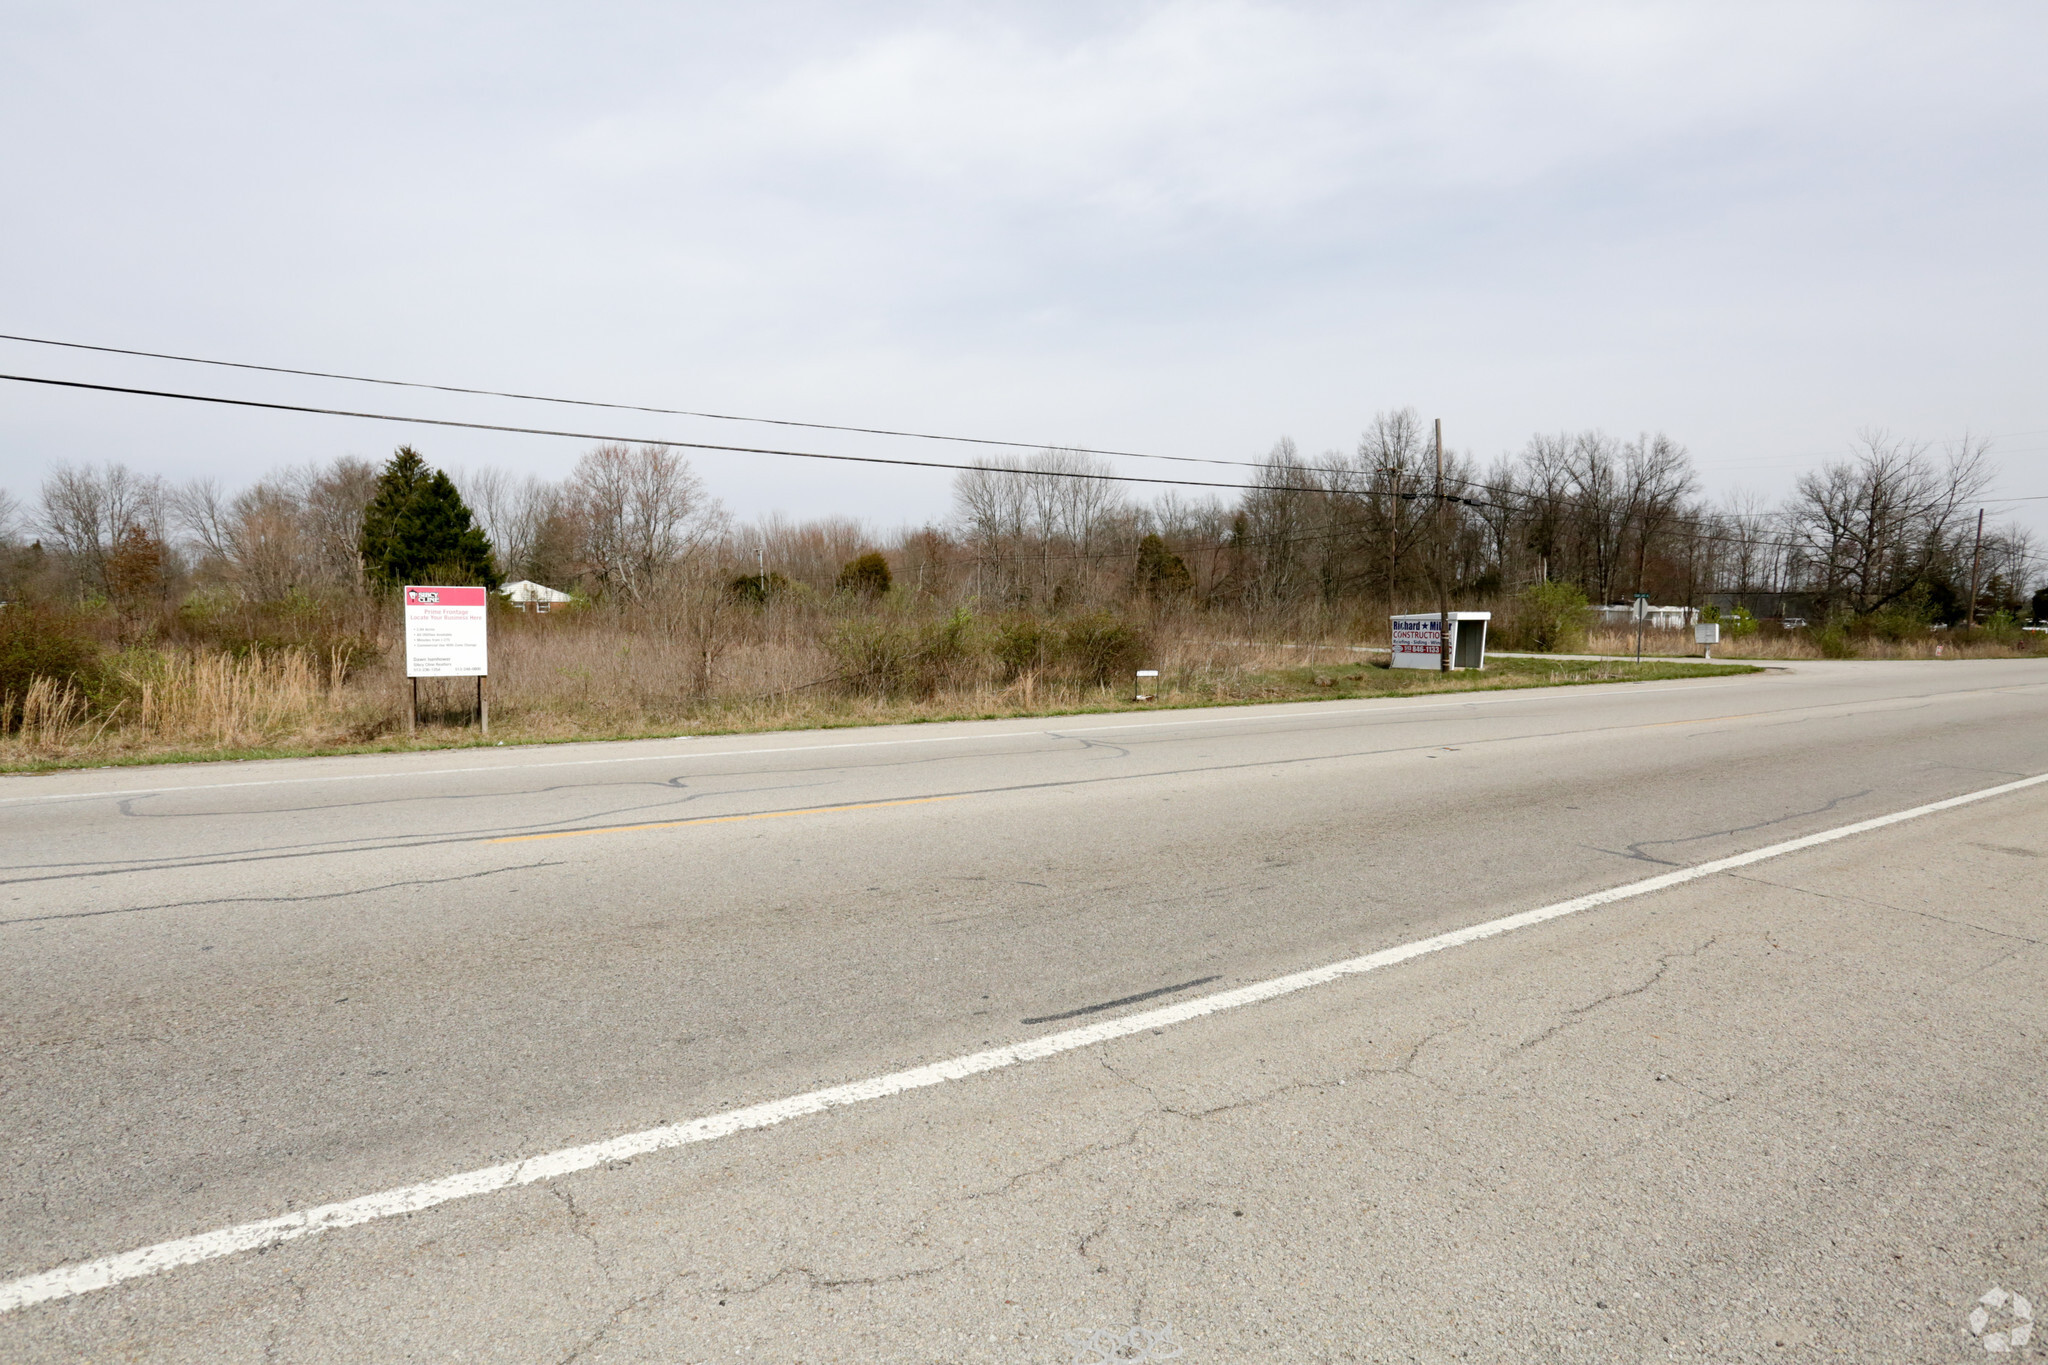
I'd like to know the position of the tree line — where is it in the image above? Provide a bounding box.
[3,410,2041,629]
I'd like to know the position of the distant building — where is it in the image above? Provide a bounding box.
[1592,603,1700,629]
[499,580,573,614]
[1704,591,1823,622]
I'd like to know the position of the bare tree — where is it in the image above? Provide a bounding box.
[453,464,521,580]
[572,444,724,604]
[453,467,575,586]
[226,481,311,601]
[1784,432,1991,615]
[171,477,236,569]
[301,456,379,588]
[1618,433,1699,600]
[1231,439,1323,611]
[737,513,873,593]
[952,449,1128,607]
[1515,433,1574,585]
[0,487,23,544]
[1356,411,1435,610]
[39,463,169,597]
[1561,432,1627,603]
[1717,489,1779,596]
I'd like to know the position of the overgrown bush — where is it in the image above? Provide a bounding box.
[836,552,892,598]
[1056,612,1150,685]
[0,605,102,732]
[992,616,1047,679]
[1981,609,2024,644]
[827,609,972,698]
[1813,618,1858,658]
[1855,586,1936,643]
[170,590,377,679]
[1512,580,1591,653]
[1135,534,1193,598]
[729,571,792,604]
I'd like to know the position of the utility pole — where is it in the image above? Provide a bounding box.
[1965,507,1985,630]
[1435,418,1450,672]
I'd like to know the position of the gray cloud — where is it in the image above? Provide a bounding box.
[3,0,2044,539]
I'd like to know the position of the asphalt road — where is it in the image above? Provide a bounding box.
[3,659,2046,1362]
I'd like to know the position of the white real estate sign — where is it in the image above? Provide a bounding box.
[404,585,489,678]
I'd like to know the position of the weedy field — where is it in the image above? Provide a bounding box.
[0,603,1758,772]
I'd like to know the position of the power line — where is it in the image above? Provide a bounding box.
[0,371,1326,494]
[11,331,2043,504]
[0,331,1260,473]
[4,368,2036,571]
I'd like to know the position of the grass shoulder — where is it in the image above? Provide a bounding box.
[0,657,1758,776]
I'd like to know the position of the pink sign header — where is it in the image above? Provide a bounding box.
[404,586,488,607]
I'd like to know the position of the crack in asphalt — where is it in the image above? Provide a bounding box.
[1095,1029,1451,1126]
[948,1123,1148,1219]
[11,672,2044,887]
[11,776,825,875]
[719,1254,969,1300]
[1725,871,2044,946]
[0,731,1562,887]
[0,860,563,927]
[0,696,1901,890]
[109,774,710,821]
[1588,789,1874,866]
[1501,938,1718,1060]
[554,1270,695,1365]
[552,1186,616,1279]
[259,1274,310,1365]
[1047,730,1135,760]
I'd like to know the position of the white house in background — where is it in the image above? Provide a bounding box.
[499,580,573,613]
[1591,603,1700,629]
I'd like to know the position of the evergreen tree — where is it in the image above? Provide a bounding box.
[836,551,892,597]
[1135,533,1193,598]
[360,446,499,588]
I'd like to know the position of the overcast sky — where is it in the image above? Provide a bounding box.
[4,0,2045,547]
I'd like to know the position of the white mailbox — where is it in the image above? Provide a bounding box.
[1390,612,1490,670]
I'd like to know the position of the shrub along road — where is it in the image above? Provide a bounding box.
[0,651,1754,773]
[2,659,2045,1361]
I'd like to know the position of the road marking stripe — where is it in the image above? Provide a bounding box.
[485,795,963,843]
[5,766,2040,1315]
[0,681,1752,806]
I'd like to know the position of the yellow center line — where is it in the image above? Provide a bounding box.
[487,794,965,844]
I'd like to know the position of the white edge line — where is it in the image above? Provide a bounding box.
[10,762,2036,1316]
[0,681,1752,808]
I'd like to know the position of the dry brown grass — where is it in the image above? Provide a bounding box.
[0,647,362,763]
[1,676,96,753]
[115,647,356,744]
[361,619,1386,742]
[7,596,2035,770]
[1581,625,2048,661]
[0,605,1489,767]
